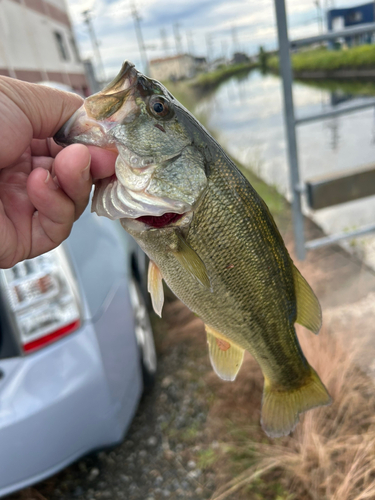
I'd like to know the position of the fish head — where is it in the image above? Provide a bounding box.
[55,61,208,225]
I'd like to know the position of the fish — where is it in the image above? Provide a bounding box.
[55,61,331,438]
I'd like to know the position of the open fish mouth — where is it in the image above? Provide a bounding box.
[135,212,185,228]
[91,173,191,222]
[91,145,193,222]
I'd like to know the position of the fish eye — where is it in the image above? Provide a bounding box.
[149,96,172,119]
[153,102,164,114]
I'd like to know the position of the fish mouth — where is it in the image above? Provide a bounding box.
[91,144,193,221]
[135,212,185,228]
[91,171,192,221]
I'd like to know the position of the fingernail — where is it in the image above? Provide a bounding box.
[45,170,59,190]
[81,157,91,181]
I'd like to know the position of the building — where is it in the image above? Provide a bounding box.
[327,2,375,46]
[0,0,89,95]
[149,54,199,81]
[231,52,250,65]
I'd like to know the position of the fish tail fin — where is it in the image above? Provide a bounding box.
[261,367,331,438]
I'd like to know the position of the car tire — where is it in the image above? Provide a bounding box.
[129,277,157,391]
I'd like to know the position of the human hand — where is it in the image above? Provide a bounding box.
[0,77,117,269]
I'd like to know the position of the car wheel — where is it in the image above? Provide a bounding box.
[129,277,157,390]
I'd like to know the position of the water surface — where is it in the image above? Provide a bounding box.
[195,70,375,266]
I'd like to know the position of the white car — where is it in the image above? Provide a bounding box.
[0,206,157,497]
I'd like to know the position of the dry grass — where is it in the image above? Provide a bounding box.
[208,325,375,500]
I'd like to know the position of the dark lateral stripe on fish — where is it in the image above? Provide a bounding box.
[136,212,184,228]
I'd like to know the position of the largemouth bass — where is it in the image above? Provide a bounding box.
[55,62,331,437]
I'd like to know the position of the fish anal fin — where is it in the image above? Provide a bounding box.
[172,233,211,290]
[148,260,164,317]
[261,367,331,438]
[293,265,322,335]
[205,325,245,382]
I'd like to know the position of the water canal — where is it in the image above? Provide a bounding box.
[195,70,375,267]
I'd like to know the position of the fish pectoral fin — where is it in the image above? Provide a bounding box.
[205,326,245,382]
[293,265,322,335]
[261,367,331,438]
[148,260,164,317]
[172,233,211,290]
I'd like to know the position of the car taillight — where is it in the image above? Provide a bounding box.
[0,246,82,354]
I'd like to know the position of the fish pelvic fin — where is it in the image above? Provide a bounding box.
[172,233,211,290]
[205,325,245,382]
[261,367,332,438]
[148,260,164,317]
[293,264,322,335]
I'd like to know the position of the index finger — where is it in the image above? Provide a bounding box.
[0,77,83,138]
[0,77,83,168]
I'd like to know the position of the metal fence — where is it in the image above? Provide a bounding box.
[274,0,375,260]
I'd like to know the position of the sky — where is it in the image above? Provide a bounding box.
[65,0,372,79]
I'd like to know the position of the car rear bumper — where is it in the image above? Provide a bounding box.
[0,323,142,498]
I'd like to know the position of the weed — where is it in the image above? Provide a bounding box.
[197,448,219,469]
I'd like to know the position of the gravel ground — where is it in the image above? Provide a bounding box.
[8,298,218,500]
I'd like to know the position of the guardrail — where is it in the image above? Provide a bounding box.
[274,0,375,260]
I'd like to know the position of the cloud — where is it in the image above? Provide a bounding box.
[66,0,354,79]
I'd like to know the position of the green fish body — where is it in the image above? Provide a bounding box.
[55,62,331,437]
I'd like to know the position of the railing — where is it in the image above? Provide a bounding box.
[274,1,375,260]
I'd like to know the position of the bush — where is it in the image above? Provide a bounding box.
[269,45,375,72]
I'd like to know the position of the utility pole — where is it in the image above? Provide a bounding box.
[82,10,106,83]
[131,1,149,75]
[231,25,239,54]
[314,0,323,34]
[206,33,213,62]
[186,30,195,56]
[173,22,183,55]
[160,28,169,56]
[221,40,227,60]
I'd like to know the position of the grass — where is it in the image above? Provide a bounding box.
[191,62,257,90]
[268,45,375,73]
[208,327,375,500]
[196,448,219,469]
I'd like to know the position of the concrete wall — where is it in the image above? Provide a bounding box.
[0,0,88,93]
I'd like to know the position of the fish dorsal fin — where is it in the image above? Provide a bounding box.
[148,260,164,317]
[205,325,245,382]
[172,233,211,290]
[292,265,322,335]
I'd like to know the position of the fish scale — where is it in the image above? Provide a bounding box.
[55,60,331,438]
[137,153,307,387]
